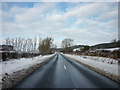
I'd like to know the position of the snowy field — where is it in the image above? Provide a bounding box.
[64,54,119,76]
[0,54,55,76]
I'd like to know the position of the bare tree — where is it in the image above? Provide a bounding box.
[61,38,74,53]
[5,38,11,45]
[39,37,53,55]
[33,37,37,53]
[61,38,73,48]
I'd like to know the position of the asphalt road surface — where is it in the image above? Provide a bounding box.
[14,53,119,88]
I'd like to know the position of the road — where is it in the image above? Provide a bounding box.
[14,53,119,88]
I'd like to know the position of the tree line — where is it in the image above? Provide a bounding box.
[4,37,55,55]
[4,37,74,55]
[5,37,38,53]
[1,37,54,61]
[5,37,119,54]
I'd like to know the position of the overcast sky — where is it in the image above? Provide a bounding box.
[1,2,118,47]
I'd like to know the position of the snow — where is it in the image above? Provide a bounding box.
[64,54,119,76]
[96,47,120,51]
[73,48,81,51]
[0,51,16,53]
[0,54,55,76]
[81,56,118,64]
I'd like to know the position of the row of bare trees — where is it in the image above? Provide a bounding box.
[5,37,39,53]
[4,37,75,54]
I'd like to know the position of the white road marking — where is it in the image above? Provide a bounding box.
[64,65,66,70]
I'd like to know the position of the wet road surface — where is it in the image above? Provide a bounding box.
[14,53,119,88]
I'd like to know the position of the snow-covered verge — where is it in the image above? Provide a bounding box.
[0,54,55,89]
[63,54,119,82]
[96,48,119,51]
[80,55,118,64]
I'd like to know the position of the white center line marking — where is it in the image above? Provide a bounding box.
[64,65,66,70]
